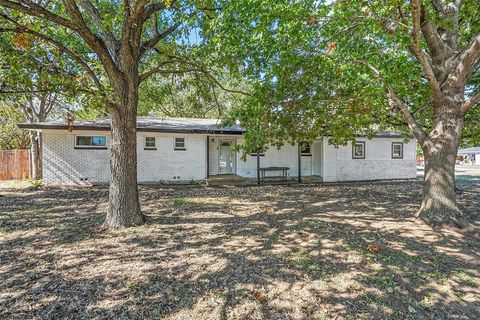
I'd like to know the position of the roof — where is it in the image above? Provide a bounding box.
[18,116,406,138]
[458,147,480,155]
[18,116,245,135]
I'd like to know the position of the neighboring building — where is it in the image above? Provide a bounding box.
[18,117,417,185]
[458,147,480,165]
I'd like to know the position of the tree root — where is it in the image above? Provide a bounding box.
[415,207,476,232]
[102,212,145,229]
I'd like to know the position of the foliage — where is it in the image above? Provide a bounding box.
[210,0,480,152]
[0,1,241,120]
[0,25,87,122]
[138,72,244,119]
[0,103,29,150]
[29,179,44,188]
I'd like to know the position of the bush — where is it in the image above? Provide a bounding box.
[29,180,44,188]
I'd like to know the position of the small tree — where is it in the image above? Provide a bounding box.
[0,0,221,228]
[0,31,78,179]
[0,104,29,150]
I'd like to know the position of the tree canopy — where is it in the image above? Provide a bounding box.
[0,103,29,150]
[210,0,480,152]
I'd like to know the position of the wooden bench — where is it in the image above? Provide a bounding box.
[259,167,289,181]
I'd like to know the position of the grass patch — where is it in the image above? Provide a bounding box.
[29,179,44,188]
[170,197,207,207]
[453,271,478,287]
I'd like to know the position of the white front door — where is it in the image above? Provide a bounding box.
[219,140,234,174]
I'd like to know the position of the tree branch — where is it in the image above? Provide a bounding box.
[462,92,480,113]
[139,67,203,82]
[0,12,102,90]
[420,17,453,61]
[410,0,444,103]
[0,0,75,30]
[358,61,427,144]
[142,0,176,22]
[0,0,120,83]
[140,19,183,55]
[449,34,480,87]
[140,56,251,96]
[0,89,49,94]
[62,0,121,79]
[77,0,118,56]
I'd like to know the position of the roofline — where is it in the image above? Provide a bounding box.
[17,123,245,135]
[17,124,408,138]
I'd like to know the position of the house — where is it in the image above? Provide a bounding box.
[18,117,417,184]
[457,147,480,165]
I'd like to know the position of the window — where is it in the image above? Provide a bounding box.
[352,141,365,159]
[392,142,403,159]
[300,142,312,156]
[145,137,156,150]
[174,137,186,150]
[75,135,107,149]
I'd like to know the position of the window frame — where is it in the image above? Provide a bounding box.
[74,135,107,149]
[174,137,186,150]
[391,142,404,159]
[144,136,156,150]
[300,142,312,156]
[352,141,365,159]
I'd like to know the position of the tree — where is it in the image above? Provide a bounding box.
[0,31,78,179]
[211,0,480,228]
[139,72,243,118]
[0,0,221,228]
[0,103,29,150]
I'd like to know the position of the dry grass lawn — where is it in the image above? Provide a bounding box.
[0,179,479,319]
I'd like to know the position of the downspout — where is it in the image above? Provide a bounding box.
[206,136,209,178]
[256,150,260,185]
[298,143,302,183]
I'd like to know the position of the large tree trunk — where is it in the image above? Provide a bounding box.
[102,84,144,229]
[417,111,465,227]
[30,130,42,180]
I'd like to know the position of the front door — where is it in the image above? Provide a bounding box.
[219,140,234,174]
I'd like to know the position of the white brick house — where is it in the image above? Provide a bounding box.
[19,117,417,184]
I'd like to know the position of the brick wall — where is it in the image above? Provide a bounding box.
[43,130,207,184]
[322,137,417,182]
[137,132,207,182]
[43,130,111,184]
[43,130,417,184]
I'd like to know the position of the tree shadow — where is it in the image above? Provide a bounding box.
[0,181,479,319]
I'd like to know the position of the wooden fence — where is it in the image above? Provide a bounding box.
[0,149,31,180]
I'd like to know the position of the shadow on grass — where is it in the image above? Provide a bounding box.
[0,182,479,319]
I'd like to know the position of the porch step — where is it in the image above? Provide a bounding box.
[206,175,323,186]
[206,174,253,186]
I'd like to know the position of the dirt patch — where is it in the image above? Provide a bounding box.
[0,180,479,319]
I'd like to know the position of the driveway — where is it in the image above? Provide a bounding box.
[417,164,480,179]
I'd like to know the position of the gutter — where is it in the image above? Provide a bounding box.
[17,123,245,135]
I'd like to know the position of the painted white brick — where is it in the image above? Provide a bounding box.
[207,136,220,176]
[42,130,416,184]
[43,130,207,184]
[323,137,417,182]
[322,140,339,182]
[43,130,110,184]
[137,133,207,182]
